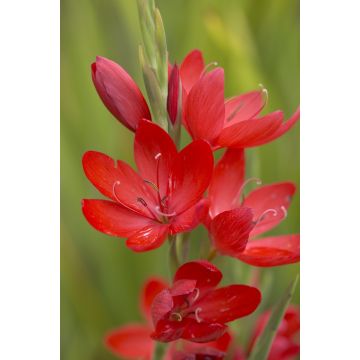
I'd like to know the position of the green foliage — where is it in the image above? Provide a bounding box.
[61,0,299,358]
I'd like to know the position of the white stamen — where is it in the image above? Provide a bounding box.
[155,152,162,160]
[257,208,278,224]
[155,206,176,217]
[112,181,122,203]
[239,178,262,198]
[259,83,268,105]
[195,308,202,323]
[280,205,288,219]
[192,288,200,302]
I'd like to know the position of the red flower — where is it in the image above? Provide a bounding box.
[207,148,299,267]
[151,261,261,343]
[105,277,168,360]
[92,50,204,131]
[183,59,299,149]
[82,120,213,252]
[247,306,300,360]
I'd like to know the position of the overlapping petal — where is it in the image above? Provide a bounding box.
[196,285,261,324]
[179,49,205,94]
[167,140,213,215]
[236,234,300,267]
[184,68,225,143]
[217,111,284,148]
[224,90,265,126]
[134,120,177,198]
[174,260,223,289]
[82,199,156,237]
[140,277,168,320]
[92,56,151,131]
[211,208,254,257]
[105,324,153,360]
[244,182,296,237]
[209,149,245,218]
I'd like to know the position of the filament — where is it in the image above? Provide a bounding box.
[200,61,218,77]
[239,178,262,198]
[259,83,268,106]
[195,308,203,323]
[280,205,288,219]
[257,208,278,224]
[170,312,182,322]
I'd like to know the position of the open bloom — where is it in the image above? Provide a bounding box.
[207,148,299,267]
[105,277,168,359]
[183,50,299,149]
[92,50,205,131]
[82,120,213,252]
[151,261,261,343]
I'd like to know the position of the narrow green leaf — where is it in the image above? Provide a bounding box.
[248,275,299,360]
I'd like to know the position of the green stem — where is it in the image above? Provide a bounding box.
[153,341,167,360]
[169,235,180,276]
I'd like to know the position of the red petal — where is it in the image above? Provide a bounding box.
[125,224,169,252]
[209,149,245,218]
[83,151,158,218]
[174,261,222,289]
[180,49,205,94]
[151,318,186,342]
[82,199,154,237]
[196,285,261,323]
[268,337,300,360]
[244,182,296,237]
[169,199,209,235]
[141,277,169,321]
[167,64,181,124]
[134,120,177,199]
[184,68,225,144]
[211,208,254,257]
[216,111,284,148]
[282,306,300,337]
[250,107,300,147]
[182,321,228,343]
[171,279,197,296]
[167,140,213,215]
[92,56,151,131]
[237,234,300,267]
[151,289,174,327]
[105,324,154,360]
[224,91,265,125]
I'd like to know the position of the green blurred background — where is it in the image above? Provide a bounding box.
[61,0,299,358]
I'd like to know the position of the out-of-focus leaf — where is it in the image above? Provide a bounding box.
[248,275,299,360]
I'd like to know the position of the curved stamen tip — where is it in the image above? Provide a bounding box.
[155,206,176,217]
[112,181,122,202]
[170,312,182,322]
[192,288,200,302]
[259,83,269,103]
[154,152,162,160]
[195,308,202,323]
[257,208,278,224]
[280,205,288,219]
[239,177,262,198]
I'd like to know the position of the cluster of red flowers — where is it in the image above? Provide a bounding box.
[82,49,300,359]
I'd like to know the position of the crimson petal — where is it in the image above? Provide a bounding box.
[135,120,177,199]
[211,208,254,257]
[196,285,261,323]
[125,224,169,252]
[141,277,169,321]
[209,149,245,218]
[244,182,296,237]
[105,324,154,360]
[184,68,225,144]
[224,90,265,125]
[82,199,154,237]
[182,320,228,343]
[151,289,174,327]
[237,234,300,267]
[167,140,213,215]
[174,261,222,289]
[180,49,205,94]
[92,56,151,131]
[216,111,283,148]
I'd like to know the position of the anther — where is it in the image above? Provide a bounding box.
[144,179,159,192]
[192,288,200,302]
[257,208,278,224]
[155,152,162,160]
[155,206,176,217]
[137,197,148,207]
[170,312,182,322]
[195,308,202,323]
[200,61,219,77]
[112,181,122,203]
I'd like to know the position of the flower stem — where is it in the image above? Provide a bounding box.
[153,341,167,360]
[207,248,218,262]
[169,235,180,275]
